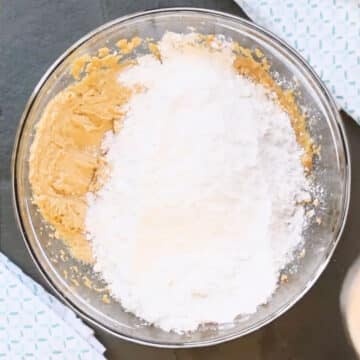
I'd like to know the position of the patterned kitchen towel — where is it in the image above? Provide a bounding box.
[0,253,106,359]
[236,0,360,123]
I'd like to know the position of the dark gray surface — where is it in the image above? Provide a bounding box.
[0,1,357,359]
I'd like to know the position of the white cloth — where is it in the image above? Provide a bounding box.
[0,253,106,359]
[237,0,360,123]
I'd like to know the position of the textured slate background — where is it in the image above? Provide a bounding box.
[0,1,359,359]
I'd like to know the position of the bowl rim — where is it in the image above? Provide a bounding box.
[11,7,351,348]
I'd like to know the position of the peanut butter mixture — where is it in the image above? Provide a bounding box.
[29,35,314,264]
[29,52,132,262]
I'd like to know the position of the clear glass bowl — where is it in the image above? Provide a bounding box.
[11,8,350,347]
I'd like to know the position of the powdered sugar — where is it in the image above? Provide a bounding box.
[86,32,310,333]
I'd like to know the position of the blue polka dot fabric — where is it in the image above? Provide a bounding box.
[237,0,360,123]
[0,253,105,359]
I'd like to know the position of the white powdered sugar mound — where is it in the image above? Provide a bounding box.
[86,32,310,333]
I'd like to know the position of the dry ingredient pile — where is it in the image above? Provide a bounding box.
[86,33,311,332]
[29,32,316,334]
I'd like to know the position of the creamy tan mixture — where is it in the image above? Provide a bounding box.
[29,52,132,262]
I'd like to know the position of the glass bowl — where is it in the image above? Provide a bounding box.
[11,8,350,347]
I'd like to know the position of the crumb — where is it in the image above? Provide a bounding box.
[296,191,312,204]
[71,54,91,79]
[298,248,306,259]
[93,286,108,293]
[130,36,142,49]
[98,47,110,58]
[313,144,321,156]
[306,209,315,218]
[70,278,80,287]
[59,249,67,262]
[116,37,142,54]
[70,265,79,274]
[102,294,111,304]
[254,48,264,58]
[82,276,92,289]
[148,43,162,62]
